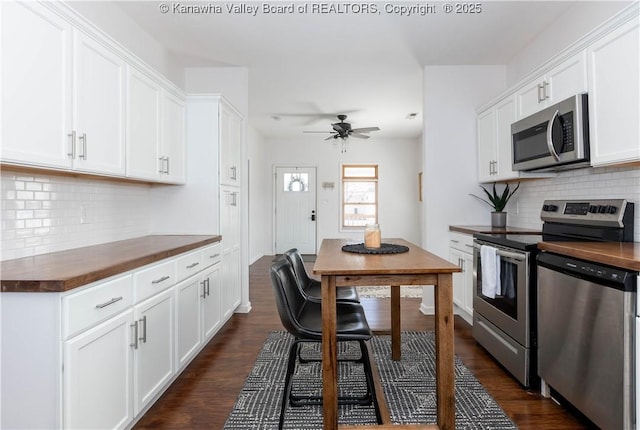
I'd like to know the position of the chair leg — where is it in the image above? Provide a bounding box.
[279,339,301,430]
[359,340,382,423]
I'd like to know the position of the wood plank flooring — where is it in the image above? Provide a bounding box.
[134,256,590,429]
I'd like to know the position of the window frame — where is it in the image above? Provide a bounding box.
[340,163,378,230]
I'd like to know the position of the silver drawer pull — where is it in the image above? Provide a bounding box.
[209,253,220,259]
[152,275,170,284]
[186,262,200,269]
[95,296,123,309]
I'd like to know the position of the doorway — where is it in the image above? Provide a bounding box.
[274,166,317,254]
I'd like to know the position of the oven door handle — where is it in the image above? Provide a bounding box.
[474,244,526,262]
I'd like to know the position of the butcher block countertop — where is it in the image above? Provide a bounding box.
[449,225,542,235]
[1,235,221,293]
[538,241,640,272]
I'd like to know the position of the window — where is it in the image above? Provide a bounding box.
[341,164,378,228]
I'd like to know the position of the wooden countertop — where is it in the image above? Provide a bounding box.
[537,241,640,272]
[449,225,542,235]
[314,238,461,276]
[1,235,222,293]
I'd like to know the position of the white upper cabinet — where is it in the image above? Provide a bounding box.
[160,91,186,184]
[72,30,126,175]
[516,52,588,119]
[1,2,73,168]
[219,102,243,187]
[126,68,186,184]
[1,1,185,183]
[587,19,640,166]
[477,95,519,183]
[127,68,161,181]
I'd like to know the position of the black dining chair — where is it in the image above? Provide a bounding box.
[269,257,380,429]
[283,248,360,303]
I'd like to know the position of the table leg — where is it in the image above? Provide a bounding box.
[435,273,455,430]
[390,285,401,361]
[321,275,338,430]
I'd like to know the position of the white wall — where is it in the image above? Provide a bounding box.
[264,135,422,253]
[422,66,506,260]
[184,67,249,117]
[248,126,270,263]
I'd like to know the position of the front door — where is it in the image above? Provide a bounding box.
[275,166,317,254]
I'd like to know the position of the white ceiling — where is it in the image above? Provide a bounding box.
[115,1,582,139]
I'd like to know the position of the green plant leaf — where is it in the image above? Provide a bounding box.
[469,182,520,212]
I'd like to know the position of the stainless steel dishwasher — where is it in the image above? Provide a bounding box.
[537,252,637,430]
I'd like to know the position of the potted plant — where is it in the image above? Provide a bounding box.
[470,182,520,228]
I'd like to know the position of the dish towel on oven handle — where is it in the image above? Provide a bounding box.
[480,245,501,299]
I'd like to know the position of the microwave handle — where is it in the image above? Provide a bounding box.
[546,109,561,161]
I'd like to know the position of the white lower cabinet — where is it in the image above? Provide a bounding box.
[133,288,175,415]
[0,241,227,430]
[176,260,222,370]
[449,232,474,324]
[63,309,134,430]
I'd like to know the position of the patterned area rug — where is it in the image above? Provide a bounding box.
[224,331,518,429]
[357,285,424,298]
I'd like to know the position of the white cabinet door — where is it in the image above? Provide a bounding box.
[176,277,203,369]
[546,51,587,104]
[63,309,134,430]
[133,288,175,415]
[477,108,496,182]
[1,1,73,168]
[449,248,466,310]
[159,91,186,184]
[222,247,241,320]
[219,103,242,186]
[202,263,222,340]
[220,187,241,319]
[494,96,518,181]
[127,68,161,181]
[588,19,640,166]
[72,29,126,175]
[461,251,474,316]
[517,52,587,119]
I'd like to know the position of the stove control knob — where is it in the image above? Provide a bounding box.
[547,204,558,212]
[589,205,598,213]
[597,205,607,214]
[606,205,618,214]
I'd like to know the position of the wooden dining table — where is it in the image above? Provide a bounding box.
[313,238,461,430]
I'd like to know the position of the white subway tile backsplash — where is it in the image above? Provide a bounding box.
[1,170,153,261]
[508,165,640,242]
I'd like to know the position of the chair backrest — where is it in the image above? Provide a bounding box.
[283,248,313,291]
[269,257,308,337]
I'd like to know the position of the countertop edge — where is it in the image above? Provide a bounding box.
[1,235,222,293]
[537,242,640,272]
[449,225,542,235]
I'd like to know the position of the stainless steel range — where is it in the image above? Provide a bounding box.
[472,198,636,393]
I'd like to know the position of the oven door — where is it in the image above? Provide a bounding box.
[473,240,531,347]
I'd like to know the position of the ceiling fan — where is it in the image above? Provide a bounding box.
[304,115,380,141]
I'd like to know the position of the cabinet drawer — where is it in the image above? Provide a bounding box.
[201,243,222,269]
[449,232,474,254]
[134,259,177,303]
[176,250,203,281]
[63,275,133,338]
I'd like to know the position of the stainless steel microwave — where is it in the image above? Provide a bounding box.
[511,93,590,171]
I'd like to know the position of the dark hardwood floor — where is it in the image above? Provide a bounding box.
[134,256,588,429]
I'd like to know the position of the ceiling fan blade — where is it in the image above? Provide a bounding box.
[324,135,338,141]
[350,133,371,139]
[332,123,345,133]
[303,131,333,133]
[351,126,380,133]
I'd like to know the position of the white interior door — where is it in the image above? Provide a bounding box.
[275,167,317,254]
